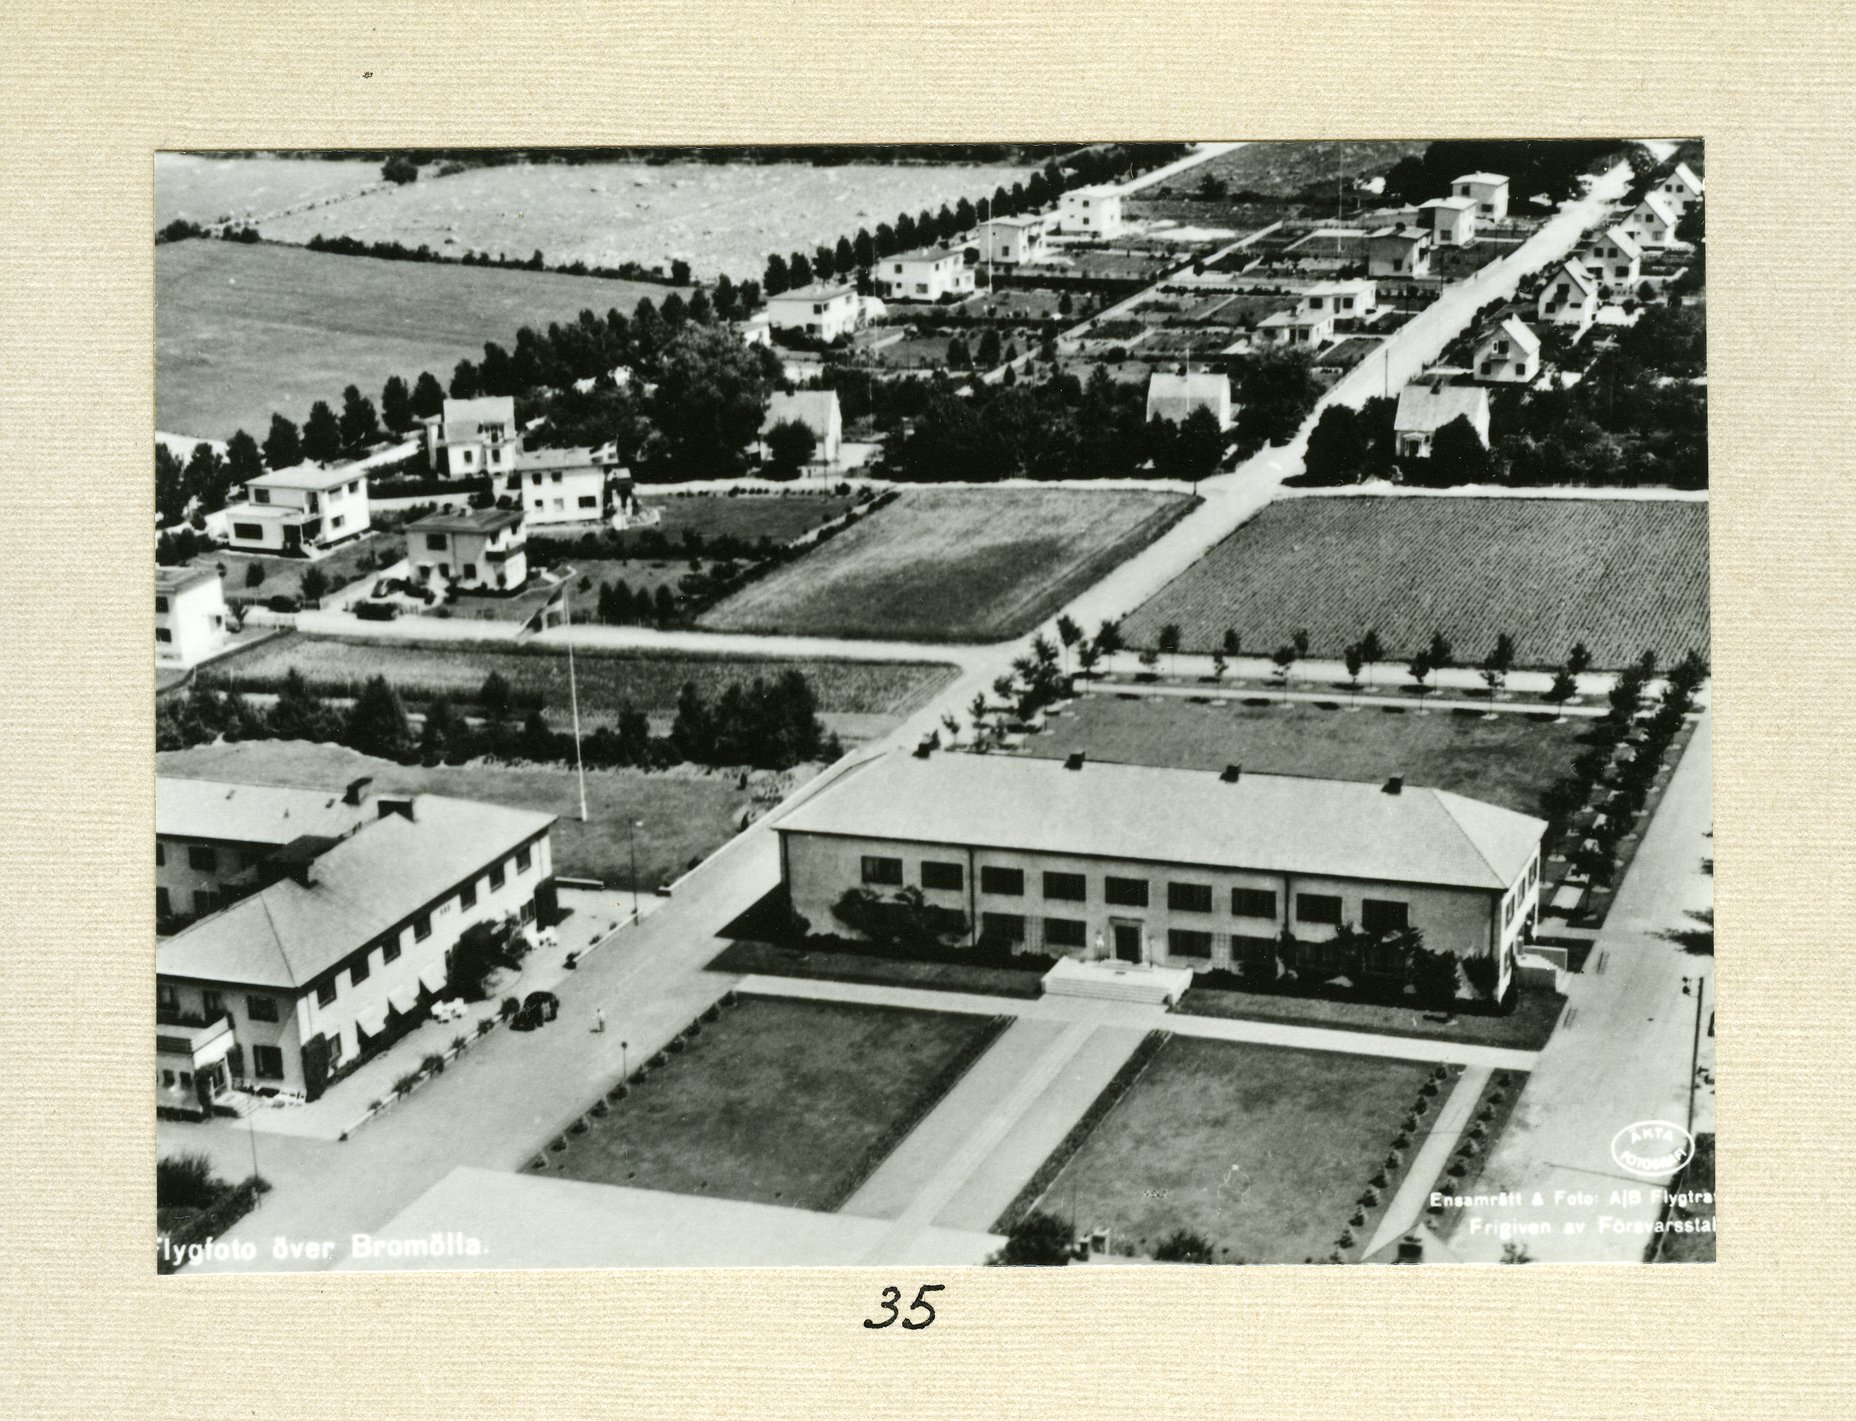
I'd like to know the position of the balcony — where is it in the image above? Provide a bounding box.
[155,1012,235,1066]
[485,541,525,563]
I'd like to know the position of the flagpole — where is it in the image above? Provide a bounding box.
[564,585,588,822]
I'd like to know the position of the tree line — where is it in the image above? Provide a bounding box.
[160,665,839,774]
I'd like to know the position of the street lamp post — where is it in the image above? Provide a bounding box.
[621,1040,629,1083]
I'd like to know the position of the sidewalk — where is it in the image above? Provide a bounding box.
[1364,1065,1489,1256]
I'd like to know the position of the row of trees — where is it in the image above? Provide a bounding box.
[1381,139,1631,210]
[160,665,838,774]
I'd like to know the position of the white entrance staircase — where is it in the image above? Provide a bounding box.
[1041,957,1195,1007]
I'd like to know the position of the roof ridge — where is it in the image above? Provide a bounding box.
[1427,787,1514,887]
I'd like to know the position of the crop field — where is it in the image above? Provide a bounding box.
[699,488,1196,643]
[156,152,385,227]
[252,159,1038,282]
[1122,495,1711,670]
[1142,140,1427,200]
[199,632,957,722]
[156,240,668,440]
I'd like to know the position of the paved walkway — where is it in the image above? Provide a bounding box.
[1451,713,1714,1262]
[1076,677,1609,719]
[734,973,1539,1071]
[1364,1065,1489,1257]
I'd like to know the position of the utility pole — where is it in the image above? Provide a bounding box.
[628,819,642,922]
[565,586,588,823]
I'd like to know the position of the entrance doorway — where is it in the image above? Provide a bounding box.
[1113,921,1144,964]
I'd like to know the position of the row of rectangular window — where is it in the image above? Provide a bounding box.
[862,857,1298,920]
[158,985,281,1024]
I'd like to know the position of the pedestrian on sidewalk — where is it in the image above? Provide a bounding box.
[593,1007,606,1033]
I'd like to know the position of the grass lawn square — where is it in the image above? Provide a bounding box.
[185,533,405,604]
[699,487,1195,643]
[1026,694,1592,817]
[546,995,1008,1210]
[1032,1035,1428,1264]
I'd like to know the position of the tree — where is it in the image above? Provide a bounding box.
[449,359,480,399]
[479,670,514,721]
[1158,623,1182,678]
[647,324,777,476]
[1547,668,1578,712]
[268,668,336,743]
[301,400,342,464]
[1055,614,1082,673]
[1567,641,1593,677]
[1174,405,1224,485]
[1302,404,1371,485]
[419,695,466,764]
[155,444,188,525]
[411,371,447,420]
[1094,619,1123,658]
[968,691,989,742]
[225,429,263,488]
[992,1210,1072,1266]
[1222,627,1240,659]
[299,566,330,603]
[1076,639,1101,679]
[343,675,414,761]
[763,419,817,478]
[1153,1229,1215,1264]
[337,385,380,452]
[1482,633,1516,705]
[243,561,265,589]
[1270,644,1296,688]
[449,916,530,1000]
[381,155,419,185]
[1210,648,1227,682]
[1424,415,1491,486]
[1344,642,1365,697]
[1358,628,1384,689]
[1427,630,1454,675]
[1408,650,1434,696]
[380,375,416,434]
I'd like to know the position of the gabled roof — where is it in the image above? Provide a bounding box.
[777,752,1543,893]
[441,395,515,427]
[1395,380,1491,436]
[1591,225,1643,260]
[1551,258,1598,296]
[1479,316,1540,356]
[1146,371,1231,402]
[1635,192,1678,227]
[157,776,372,847]
[1420,196,1477,213]
[763,389,842,434]
[768,282,857,303]
[1453,171,1509,187]
[1668,162,1704,195]
[158,795,556,989]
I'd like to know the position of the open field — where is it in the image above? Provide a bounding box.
[565,491,860,553]
[1028,1035,1429,1263]
[542,995,1008,1210]
[1121,495,1711,669]
[1025,693,1590,817]
[253,159,1038,282]
[156,240,668,440]
[700,488,1195,643]
[198,632,958,722]
[1141,141,1426,201]
[157,152,386,227]
[156,740,754,888]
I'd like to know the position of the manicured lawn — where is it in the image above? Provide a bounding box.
[542,995,1009,1210]
[183,533,405,604]
[700,487,1195,642]
[156,739,756,888]
[608,491,860,549]
[157,240,668,440]
[200,631,957,721]
[1025,692,1592,818]
[1029,1035,1430,1263]
[708,938,1048,999]
[1120,494,1711,669]
[1176,982,1566,1051]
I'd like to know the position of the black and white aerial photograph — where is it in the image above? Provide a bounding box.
[151,138,1713,1274]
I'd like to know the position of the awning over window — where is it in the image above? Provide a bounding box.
[418,962,448,995]
[387,985,419,1016]
[355,1006,389,1039]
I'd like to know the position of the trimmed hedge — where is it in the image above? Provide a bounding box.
[156,1176,270,1275]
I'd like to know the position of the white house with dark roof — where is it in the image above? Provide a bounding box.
[1537,258,1599,329]
[1367,226,1432,278]
[976,216,1049,266]
[1058,184,1125,238]
[1472,316,1541,384]
[1655,162,1704,218]
[761,389,843,466]
[1580,226,1643,293]
[1394,378,1492,458]
[1624,192,1681,250]
[503,445,623,527]
[776,752,1544,998]
[1297,278,1378,323]
[1452,172,1510,222]
[764,282,863,342]
[156,790,556,1108]
[407,506,527,591]
[155,566,229,669]
[423,395,518,477]
[1257,308,1337,350]
[877,248,975,303]
[222,462,371,554]
[1145,371,1234,429]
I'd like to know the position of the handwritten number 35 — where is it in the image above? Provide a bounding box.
[863,1283,945,1330]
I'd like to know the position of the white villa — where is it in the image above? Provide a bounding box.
[976,216,1049,266]
[423,395,518,478]
[223,462,371,555]
[1580,227,1644,294]
[1452,172,1510,222]
[1145,371,1233,430]
[1297,278,1378,323]
[764,283,863,343]
[761,389,844,467]
[1367,226,1432,278]
[878,248,975,303]
[1394,378,1491,458]
[1058,185,1125,239]
[407,507,528,593]
[1537,258,1600,329]
[155,566,229,668]
[1473,317,1541,384]
[1418,196,1479,246]
[1624,192,1681,250]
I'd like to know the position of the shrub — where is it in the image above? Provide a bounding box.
[500,996,520,1021]
[394,1072,421,1098]
[421,1053,445,1076]
[668,1038,686,1054]
[608,1083,628,1101]
[451,1033,468,1054]
[155,1153,221,1211]
[550,1136,568,1153]
[992,1210,1073,1266]
[476,1017,496,1037]
[1152,1229,1216,1264]
[569,1119,588,1136]
[650,1051,667,1068]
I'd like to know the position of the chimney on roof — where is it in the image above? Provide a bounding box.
[343,776,373,806]
[1383,775,1404,795]
[376,795,415,821]
[1064,752,1086,771]
[1221,763,1242,783]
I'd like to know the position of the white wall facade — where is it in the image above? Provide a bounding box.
[155,576,228,667]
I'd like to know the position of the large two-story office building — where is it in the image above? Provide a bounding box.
[776,751,1545,1000]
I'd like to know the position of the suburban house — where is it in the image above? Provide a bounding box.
[1367,226,1432,278]
[761,389,844,466]
[1058,185,1125,239]
[1452,172,1510,222]
[1417,196,1479,246]
[877,249,976,302]
[775,752,1544,1001]
[1144,371,1233,430]
[407,507,528,592]
[1579,226,1644,294]
[1624,192,1680,250]
[764,283,863,343]
[1257,308,1337,349]
[503,447,623,527]
[223,463,371,555]
[156,789,556,1109]
[976,216,1050,266]
[423,395,518,477]
[1297,278,1378,324]
[740,311,773,347]
[155,566,229,669]
[158,776,375,927]
[1394,377,1492,458]
[1656,162,1704,217]
[1537,258,1600,329]
[1472,316,1542,384]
